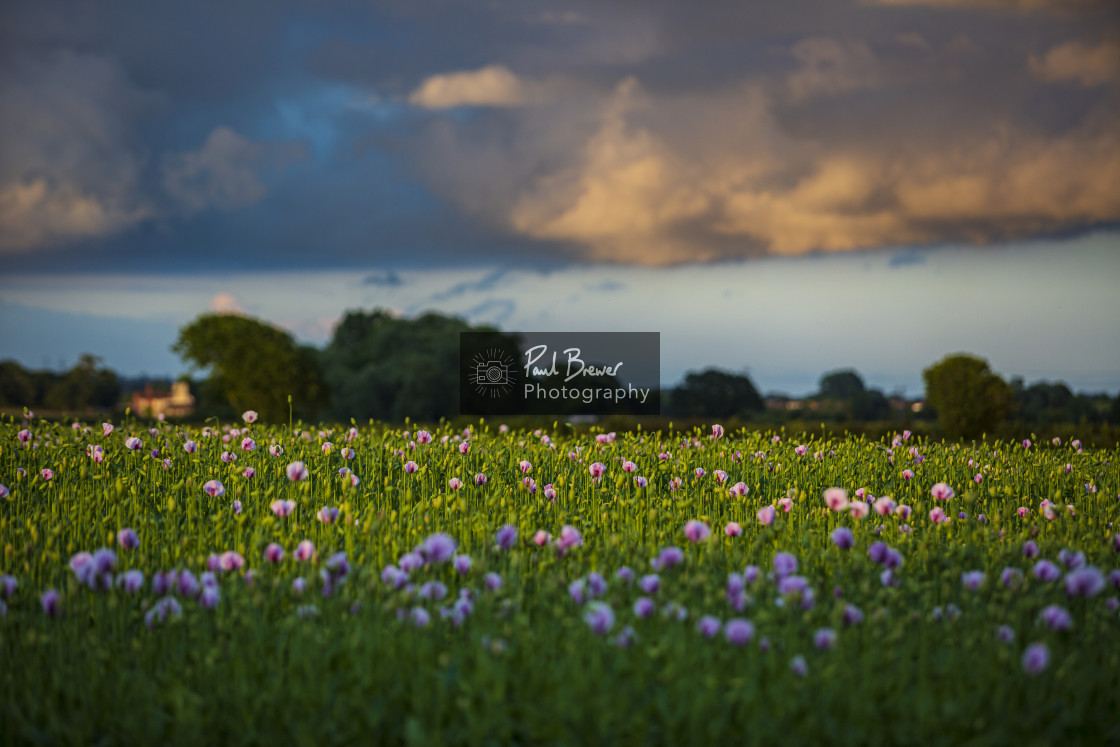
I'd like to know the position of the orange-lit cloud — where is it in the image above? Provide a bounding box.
[209,292,245,315]
[1029,41,1120,87]
[409,65,530,109]
[414,56,1120,264]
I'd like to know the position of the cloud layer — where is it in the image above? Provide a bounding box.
[0,0,1117,268]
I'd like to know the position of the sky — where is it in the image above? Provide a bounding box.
[0,0,1118,395]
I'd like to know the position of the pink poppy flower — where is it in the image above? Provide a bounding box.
[519,460,532,473]
[416,430,432,445]
[41,589,62,617]
[270,499,296,517]
[873,496,896,515]
[404,461,418,474]
[1022,643,1049,674]
[295,540,315,561]
[202,480,225,497]
[264,543,284,563]
[117,528,139,550]
[448,477,463,490]
[724,522,742,537]
[496,525,518,550]
[823,488,848,511]
[219,551,245,572]
[930,483,955,500]
[849,501,869,519]
[286,462,309,481]
[557,525,582,551]
[589,462,606,478]
[241,437,255,452]
[453,555,472,574]
[929,507,946,524]
[242,410,258,423]
[317,506,339,524]
[724,619,754,646]
[119,570,145,594]
[756,506,776,526]
[901,469,914,480]
[711,424,724,438]
[831,527,854,550]
[684,520,711,542]
[730,482,749,497]
[417,533,457,564]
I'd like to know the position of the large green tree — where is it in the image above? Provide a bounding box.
[321,309,517,422]
[923,353,1012,438]
[669,368,763,418]
[818,369,866,400]
[172,314,327,422]
[44,354,121,411]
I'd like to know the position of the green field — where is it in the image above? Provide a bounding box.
[1,416,1118,745]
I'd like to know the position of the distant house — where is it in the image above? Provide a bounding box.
[131,381,195,418]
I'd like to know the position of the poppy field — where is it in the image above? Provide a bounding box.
[1,415,1119,745]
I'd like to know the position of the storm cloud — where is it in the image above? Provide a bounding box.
[0,0,1117,269]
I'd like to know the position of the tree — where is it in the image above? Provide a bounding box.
[320,309,520,422]
[851,390,891,421]
[172,314,327,422]
[922,354,1012,438]
[0,361,35,407]
[818,369,866,400]
[669,369,763,418]
[43,354,120,411]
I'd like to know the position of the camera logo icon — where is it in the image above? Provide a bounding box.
[469,349,516,398]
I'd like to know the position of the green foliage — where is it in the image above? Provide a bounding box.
[0,418,1118,744]
[0,361,36,406]
[0,355,119,411]
[172,314,326,422]
[815,369,892,422]
[320,309,517,422]
[923,354,1013,439]
[669,368,763,418]
[818,369,866,399]
[1011,378,1114,427]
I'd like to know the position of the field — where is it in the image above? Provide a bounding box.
[1,416,1118,745]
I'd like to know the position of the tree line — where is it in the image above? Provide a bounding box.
[2,309,1118,438]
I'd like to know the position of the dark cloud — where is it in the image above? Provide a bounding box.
[363,270,404,287]
[887,250,927,267]
[430,270,511,301]
[0,0,1117,272]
